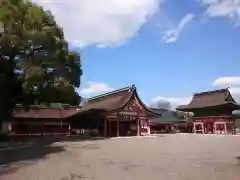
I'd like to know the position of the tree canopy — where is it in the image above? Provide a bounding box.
[0,0,82,122]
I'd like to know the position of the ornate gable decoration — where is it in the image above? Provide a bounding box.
[123,97,143,113]
[225,90,236,103]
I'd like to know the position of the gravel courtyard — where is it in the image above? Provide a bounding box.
[1,134,240,180]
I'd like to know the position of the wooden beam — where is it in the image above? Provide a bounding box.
[106,115,117,119]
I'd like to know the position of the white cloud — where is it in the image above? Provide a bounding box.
[200,0,240,23]
[162,13,195,43]
[32,0,161,47]
[79,81,114,95]
[213,76,240,103]
[213,76,240,87]
[151,96,192,109]
[228,87,240,103]
[201,0,219,5]
[229,86,240,97]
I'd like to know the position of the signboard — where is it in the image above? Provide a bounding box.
[119,111,138,116]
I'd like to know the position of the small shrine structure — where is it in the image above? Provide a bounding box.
[3,104,79,135]
[149,108,186,133]
[177,88,239,134]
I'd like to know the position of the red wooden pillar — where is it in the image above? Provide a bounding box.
[104,118,107,137]
[116,117,120,137]
[136,118,140,136]
[109,120,112,136]
[60,121,63,135]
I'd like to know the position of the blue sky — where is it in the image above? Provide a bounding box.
[34,0,240,108]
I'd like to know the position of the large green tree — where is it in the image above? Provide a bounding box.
[0,0,82,123]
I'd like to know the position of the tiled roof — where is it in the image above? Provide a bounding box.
[177,88,239,111]
[13,106,80,119]
[150,108,184,123]
[79,85,135,112]
[77,85,160,116]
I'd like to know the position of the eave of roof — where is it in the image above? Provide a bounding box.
[13,106,80,119]
[177,102,239,111]
[74,85,161,116]
[77,85,135,113]
[88,85,135,101]
[177,88,240,111]
[149,109,181,123]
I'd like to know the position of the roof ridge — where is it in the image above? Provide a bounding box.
[194,88,229,96]
[88,84,136,101]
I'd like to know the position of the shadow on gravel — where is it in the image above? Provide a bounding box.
[53,135,110,143]
[0,135,109,175]
[0,137,65,175]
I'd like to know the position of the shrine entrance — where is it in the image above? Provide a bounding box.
[192,117,234,134]
[177,88,239,135]
[193,122,204,134]
[104,113,140,137]
[106,120,134,137]
[205,121,214,134]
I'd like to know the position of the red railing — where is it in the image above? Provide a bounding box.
[193,116,233,123]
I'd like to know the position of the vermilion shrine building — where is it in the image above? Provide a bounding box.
[3,85,160,136]
[4,105,79,135]
[149,108,186,133]
[70,85,160,137]
[177,89,239,134]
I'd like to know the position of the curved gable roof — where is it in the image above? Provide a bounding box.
[78,85,160,116]
[177,88,239,111]
[79,85,134,112]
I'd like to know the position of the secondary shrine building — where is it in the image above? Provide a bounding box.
[149,108,186,133]
[2,105,79,135]
[177,88,239,134]
[70,85,160,137]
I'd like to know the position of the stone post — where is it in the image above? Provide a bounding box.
[224,122,227,134]
[193,123,196,133]
[201,123,204,134]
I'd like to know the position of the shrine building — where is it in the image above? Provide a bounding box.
[70,85,161,137]
[2,104,79,135]
[177,88,239,134]
[149,108,186,133]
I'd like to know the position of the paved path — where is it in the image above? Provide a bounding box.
[1,134,240,180]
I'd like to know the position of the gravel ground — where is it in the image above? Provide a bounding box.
[1,134,240,180]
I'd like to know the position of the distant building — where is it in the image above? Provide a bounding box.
[2,104,79,135]
[177,88,239,134]
[149,108,186,133]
